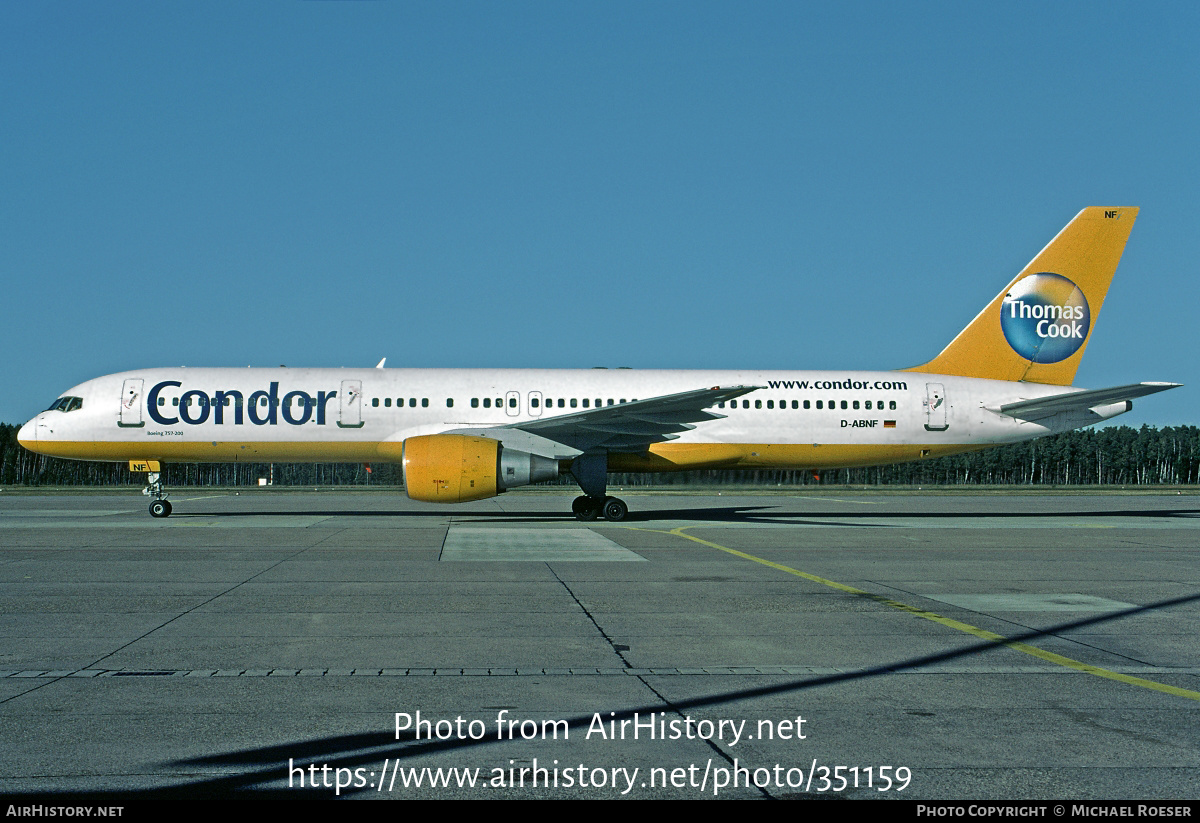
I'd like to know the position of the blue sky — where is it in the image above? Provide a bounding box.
[3,2,1197,427]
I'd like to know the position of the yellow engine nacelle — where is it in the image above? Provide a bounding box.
[401,435,500,503]
[399,434,560,503]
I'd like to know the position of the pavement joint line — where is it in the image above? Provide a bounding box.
[6,666,1200,679]
[640,525,1200,703]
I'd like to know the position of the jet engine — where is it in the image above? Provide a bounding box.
[401,434,559,503]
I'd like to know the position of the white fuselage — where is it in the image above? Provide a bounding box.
[17,366,1127,471]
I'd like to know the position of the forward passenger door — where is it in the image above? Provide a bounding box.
[119,378,144,428]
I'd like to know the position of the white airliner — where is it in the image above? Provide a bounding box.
[18,207,1179,521]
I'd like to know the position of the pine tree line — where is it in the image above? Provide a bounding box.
[2,423,1197,487]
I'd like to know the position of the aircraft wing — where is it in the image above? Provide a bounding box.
[990,382,1181,420]
[501,385,761,453]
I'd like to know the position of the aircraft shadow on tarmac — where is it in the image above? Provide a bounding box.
[174,505,1200,527]
[10,592,1200,799]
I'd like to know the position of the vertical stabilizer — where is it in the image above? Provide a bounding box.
[905,207,1137,385]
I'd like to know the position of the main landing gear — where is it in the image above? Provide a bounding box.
[572,495,629,522]
[142,472,172,518]
[568,452,628,521]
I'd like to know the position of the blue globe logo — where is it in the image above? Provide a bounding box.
[1000,272,1091,363]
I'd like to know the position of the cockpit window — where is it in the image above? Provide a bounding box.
[46,396,83,412]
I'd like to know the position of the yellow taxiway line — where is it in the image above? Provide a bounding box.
[638,526,1200,702]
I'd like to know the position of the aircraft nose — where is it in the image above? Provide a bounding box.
[17,419,37,449]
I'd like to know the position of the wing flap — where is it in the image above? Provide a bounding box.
[576,420,698,435]
[627,411,725,425]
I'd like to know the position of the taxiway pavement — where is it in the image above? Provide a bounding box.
[1,489,1197,799]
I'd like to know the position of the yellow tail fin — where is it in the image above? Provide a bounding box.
[905,207,1138,385]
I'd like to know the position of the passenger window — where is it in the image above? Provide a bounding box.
[558,399,565,408]
[755,400,762,409]
[570,399,578,408]
[422,398,429,407]
[471,398,479,408]
[816,401,823,409]
[841,401,848,410]
[802,400,809,409]
[483,398,491,408]
[853,401,859,410]
[531,398,539,408]
[384,398,391,407]
[446,398,453,408]
[890,401,897,410]
[508,397,516,408]
[767,400,774,409]
[582,399,590,408]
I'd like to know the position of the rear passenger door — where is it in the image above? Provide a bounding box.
[924,383,948,431]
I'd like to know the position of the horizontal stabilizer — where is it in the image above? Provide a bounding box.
[990,382,1181,419]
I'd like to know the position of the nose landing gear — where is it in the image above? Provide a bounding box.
[142,472,172,518]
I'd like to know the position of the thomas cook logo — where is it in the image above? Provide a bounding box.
[1000,272,1091,363]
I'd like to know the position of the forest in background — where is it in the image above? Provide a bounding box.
[2,423,1197,488]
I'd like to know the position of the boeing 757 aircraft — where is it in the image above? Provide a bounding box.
[18,207,1179,521]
